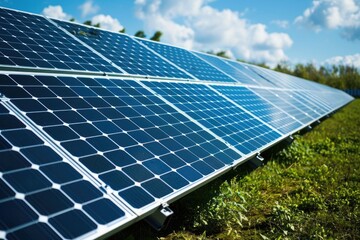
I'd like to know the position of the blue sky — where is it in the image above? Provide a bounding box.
[2,0,359,67]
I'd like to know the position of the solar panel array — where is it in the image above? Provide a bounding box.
[0,7,354,240]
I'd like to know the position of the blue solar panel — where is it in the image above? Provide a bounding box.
[249,88,315,124]
[282,90,330,116]
[0,73,242,212]
[213,85,303,134]
[139,39,236,83]
[0,8,119,73]
[312,90,353,109]
[261,89,322,119]
[0,7,355,239]
[221,60,275,86]
[53,19,192,79]
[0,100,133,239]
[193,52,261,85]
[247,65,328,91]
[143,81,281,154]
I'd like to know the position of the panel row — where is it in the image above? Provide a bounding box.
[1,6,354,92]
[0,73,352,239]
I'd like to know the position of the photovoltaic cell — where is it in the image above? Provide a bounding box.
[193,51,259,85]
[53,19,192,79]
[0,74,241,211]
[222,59,275,86]
[139,39,237,82]
[283,90,330,117]
[266,89,322,119]
[144,81,281,154]
[247,65,327,91]
[213,85,303,134]
[0,101,130,240]
[0,8,119,73]
[249,88,315,124]
[311,89,353,109]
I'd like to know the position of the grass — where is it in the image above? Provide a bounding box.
[112,99,360,240]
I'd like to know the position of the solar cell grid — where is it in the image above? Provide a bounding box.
[193,52,260,85]
[54,19,192,79]
[283,90,330,116]
[223,60,275,87]
[249,88,315,124]
[0,74,241,211]
[213,85,303,134]
[144,81,281,155]
[265,89,321,119]
[248,65,326,91]
[139,39,236,83]
[0,8,119,73]
[316,90,353,109]
[297,90,334,111]
[0,101,131,240]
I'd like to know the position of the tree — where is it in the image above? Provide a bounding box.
[206,50,230,59]
[216,51,230,59]
[69,18,75,22]
[83,20,92,26]
[93,23,101,28]
[150,31,162,41]
[119,28,126,33]
[274,61,292,74]
[134,30,146,38]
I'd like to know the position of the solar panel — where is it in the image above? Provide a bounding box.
[0,100,134,239]
[221,59,276,86]
[247,64,328,91]
[193,51,261,85]
[0,73,242,212]
[138,39,237,82]
[53,19,192,80]
[0,7,355,239]
[213,85,304,134]
[249,88,316,124]
[255,88,322,120]
[0,8,120,73]
[143,81,282,154]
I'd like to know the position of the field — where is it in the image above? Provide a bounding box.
[115,99,360,240]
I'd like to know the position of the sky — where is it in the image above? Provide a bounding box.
[1,0,360,68]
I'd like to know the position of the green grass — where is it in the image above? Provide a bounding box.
[113,99,360,240]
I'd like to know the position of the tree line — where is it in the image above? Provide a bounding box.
[273,62,360,90]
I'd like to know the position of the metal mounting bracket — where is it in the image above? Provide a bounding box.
[145,203,173,231]
[249,153,265,168]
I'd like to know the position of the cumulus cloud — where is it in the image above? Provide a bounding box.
[42,5,71,20]
[79,0,99,18]
[295,0,360,40]
[271,20,289,29]
[324,54,360,68]
[135,0,293,65]
[91,14,124,32]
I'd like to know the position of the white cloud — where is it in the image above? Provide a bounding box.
[271,20,289,29]
[79,0,99,18]
[135,0,292,66]
[42,5,71,20]
[324,54,360,68]
[295,0,360,40]
[91,14,124,32]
